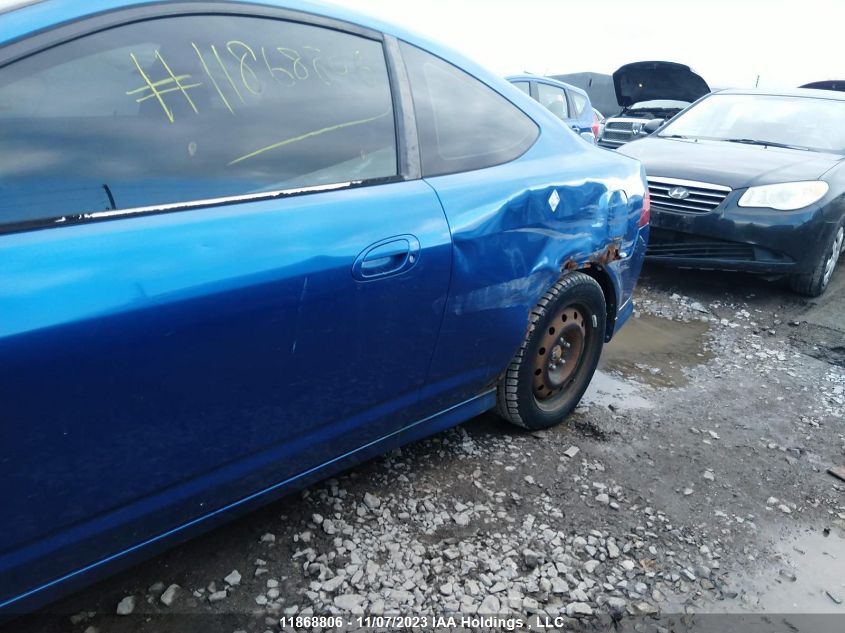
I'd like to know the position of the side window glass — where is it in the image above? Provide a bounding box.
[0,15,397,227]
[571,91,588,117]
[400,42,538,177]
[511,81,531,95]
[536,83,569,120]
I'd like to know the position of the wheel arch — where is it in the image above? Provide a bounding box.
[576,265,618,342]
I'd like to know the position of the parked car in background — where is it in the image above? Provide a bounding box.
[0,0,649,614]
[593,107,606,141]
[800,80,845,92]
[599,61,710,149]
[507,75,598,143]
[618,88,845,296]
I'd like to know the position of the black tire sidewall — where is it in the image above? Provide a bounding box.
[792,218,845,296]
[515,278,606,429]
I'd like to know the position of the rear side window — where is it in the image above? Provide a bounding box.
[571,91,588,117]
[0,15,396,227]
[400,42,538,176]
[511,81,531,95]
[536,83,569,120]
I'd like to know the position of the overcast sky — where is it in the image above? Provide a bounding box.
[336,0,839,90]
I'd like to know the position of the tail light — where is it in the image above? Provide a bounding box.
[638,190,651,227]
[592,112,600,139]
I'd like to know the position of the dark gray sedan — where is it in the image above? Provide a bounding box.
[619,88,845,296]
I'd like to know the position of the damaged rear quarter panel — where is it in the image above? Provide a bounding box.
[421,130,646,409]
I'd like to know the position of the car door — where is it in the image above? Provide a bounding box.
[536,81,572,127]
[0,10,450,608]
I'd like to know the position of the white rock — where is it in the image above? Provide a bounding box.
[595,493,610,504]
[584,560,600,573]
[260,533,275,543]
[224,570,241,586]
[363,493,381,510]
[208,590,227,603]
[607,542,620,559]
[334,594,366,610]
[566,602,593,617]
[563,446,580,458]
[479,595,500,614]
[621,560,635,571]
[778,504,792,514]
[322,575,345,593]
[160,584,180,606]
[116,596,135,616]
[551,577,569,593]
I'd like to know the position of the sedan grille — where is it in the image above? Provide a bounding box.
[648,177,731,214]
[647,241,755,260]
[599,120,644,147]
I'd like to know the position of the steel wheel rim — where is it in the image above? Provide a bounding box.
[532,305,587,410]
[823,227,844,287]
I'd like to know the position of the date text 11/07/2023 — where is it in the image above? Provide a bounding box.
[278,615,587,630]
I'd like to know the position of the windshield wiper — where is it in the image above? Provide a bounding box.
[722,138,809,151]
[661,134,692,140]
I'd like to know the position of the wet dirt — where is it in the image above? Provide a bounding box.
[598,313,712,388]
[580,369,653,410]
[721,524,845,614]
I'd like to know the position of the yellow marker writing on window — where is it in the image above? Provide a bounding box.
[126,51,201,122]
[227,110,390,166]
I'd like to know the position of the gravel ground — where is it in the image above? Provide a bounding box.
[7,265,845,633]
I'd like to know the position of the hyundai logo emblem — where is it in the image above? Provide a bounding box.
[668,186,690,200]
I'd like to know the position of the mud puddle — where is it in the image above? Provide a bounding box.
[599,313,712,388]
[581,369,653,410]
[720,525,845,614]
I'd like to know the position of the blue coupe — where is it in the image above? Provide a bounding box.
[0,0,649,613]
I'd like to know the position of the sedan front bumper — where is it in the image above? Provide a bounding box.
[645,194,835,275]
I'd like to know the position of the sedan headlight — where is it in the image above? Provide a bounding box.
[738,181,829,211]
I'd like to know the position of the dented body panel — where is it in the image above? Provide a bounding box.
[421,131,648,412]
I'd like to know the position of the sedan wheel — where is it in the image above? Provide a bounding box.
[822,226,844,288]
[790,221,845,297]
[497,272,606,430]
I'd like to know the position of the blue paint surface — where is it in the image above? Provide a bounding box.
[0,0,648,613]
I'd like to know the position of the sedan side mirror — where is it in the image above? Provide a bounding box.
[643,119,663,135]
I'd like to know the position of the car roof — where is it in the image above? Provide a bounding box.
[0,0,42,14]
[713,87,845,102]
[506,74,590,98]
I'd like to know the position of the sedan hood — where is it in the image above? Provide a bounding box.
[618,137,842,189]
[613,61,710,108]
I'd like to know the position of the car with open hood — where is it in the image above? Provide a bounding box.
[618,88,845,296]
[598,61,710,149]
[800,80,845,92]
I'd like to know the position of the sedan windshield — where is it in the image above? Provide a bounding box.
[659,93,845,154]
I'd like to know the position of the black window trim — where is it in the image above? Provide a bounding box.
[0,2,418,235]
